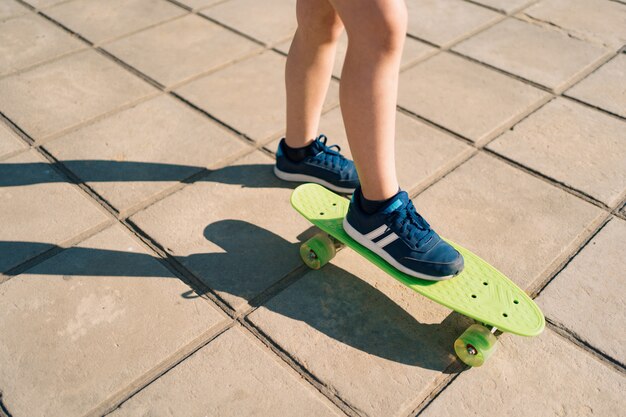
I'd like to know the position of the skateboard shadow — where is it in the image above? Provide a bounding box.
[200,219,470,372]
[1,220,469,372]
[0,160,293,190]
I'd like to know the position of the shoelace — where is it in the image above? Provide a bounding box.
[312,134,350,172]
[391,200,433,247]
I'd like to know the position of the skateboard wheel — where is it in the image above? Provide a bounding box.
[454,324,497,367]
[300,233,336,270]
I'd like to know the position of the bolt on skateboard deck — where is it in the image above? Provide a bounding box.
[291,183,545,366]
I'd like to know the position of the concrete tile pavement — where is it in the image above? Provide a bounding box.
[249,248,472,417]
[0,0,29,20]
[200,0,296,46]
[488,98,626,208]
[44,95,248,215]
[0,50,158,142]
[565,53,626,118]
[470,0,535,15]
[128,151,313,312]
[452,18,611,92]
[520,0,626,50]
[412,153,604,291]
[176,0,224,11]
[0,224,227,417]
[398,53,550,145]
[537,218,626,365]
[175,50,339,142]
[45,0,186,45]
[109,327,342,417]
[0,123,26,159]
[0,150,110,273]
[419,329,625,417]
[0,0,625,416]
[102,14,262,88]
[0,13,85,77]
[20,0,67,8]
[406,0,502,47]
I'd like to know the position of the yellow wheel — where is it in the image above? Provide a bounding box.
[454,324,498,367]
[300,233,336,269]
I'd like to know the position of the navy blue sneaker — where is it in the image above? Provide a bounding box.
[274,135,359,194]
[344,187,464,280]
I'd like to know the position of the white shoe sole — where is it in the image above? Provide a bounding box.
[274,166,356,194]
[342,217,454,281]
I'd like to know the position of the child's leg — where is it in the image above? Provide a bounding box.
[277,0,358,193]
[328,0,407,200]
[285,0,344,148]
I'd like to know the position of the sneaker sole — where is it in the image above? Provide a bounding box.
[343,217,455,281]
[273,166,356,194]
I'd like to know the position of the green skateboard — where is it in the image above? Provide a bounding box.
[291,183,545,367]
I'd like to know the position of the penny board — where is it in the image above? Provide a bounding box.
[291,183,544,337]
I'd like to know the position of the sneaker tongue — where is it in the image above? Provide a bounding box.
[309,139,325,155]
[381,190,409,214]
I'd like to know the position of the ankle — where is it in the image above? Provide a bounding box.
[282,138,315,162]
[357,187,400,215]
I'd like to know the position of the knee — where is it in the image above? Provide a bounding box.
[347,2,407,55]
[296,5,344,43]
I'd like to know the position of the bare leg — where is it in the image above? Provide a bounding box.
[285,0,343,148]
[328,0,406,200]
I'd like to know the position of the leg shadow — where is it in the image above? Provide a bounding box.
[0,160,295,190]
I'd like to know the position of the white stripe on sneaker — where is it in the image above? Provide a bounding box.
[376,232,399,248]
[364,224,388,240]
[342,217,454,281]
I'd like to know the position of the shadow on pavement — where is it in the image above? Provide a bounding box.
[0,161,294,189]
[1,219,467,372]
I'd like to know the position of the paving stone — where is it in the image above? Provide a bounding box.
[0,224,226,417]
[45,0,185,44]
[0,13,85,77]
[249,248,473,417]
[398,53,549,144]
[537,218,626,364]
[413,153,603,290]
[45,95,248,214]
[267,108,472,192]
[566,53,626,118]
[521,0,626,49]
[406,0,501,47]
[275,33,437,79]
[176,51,339,142]
[0,50,156,141]
[129,151,313,311]
[0,150,110,272]
[0,123,26,159]
[420,329,625,417]
[25,0,67,8]
[103,14,261,88]
[176,0,223,10]
[110,327,340,417]
[201,0,296,45]
[0,0,28,20]
[488,98,626,207]
[454,18,609,92]
[469,0,533,14]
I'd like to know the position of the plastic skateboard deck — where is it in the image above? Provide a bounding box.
[291,183,545,338]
